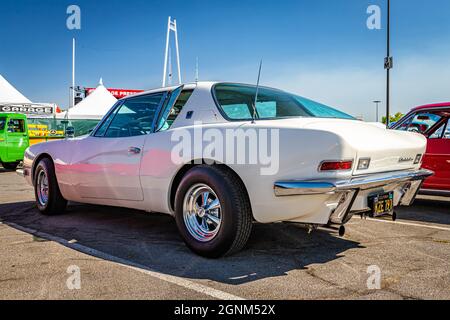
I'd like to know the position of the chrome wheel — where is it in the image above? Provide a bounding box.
[183,184,222,242]
[37,170,49,207]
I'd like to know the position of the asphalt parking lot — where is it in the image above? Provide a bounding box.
[0,167,449,300]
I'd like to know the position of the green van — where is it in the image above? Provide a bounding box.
[0,113,30,170]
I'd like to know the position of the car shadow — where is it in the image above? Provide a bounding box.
[396,197,450,225]
[0,201,362,285]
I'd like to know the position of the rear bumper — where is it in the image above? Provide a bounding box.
[274,169,434,224]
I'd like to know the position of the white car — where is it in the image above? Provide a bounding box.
[18,82,433,258]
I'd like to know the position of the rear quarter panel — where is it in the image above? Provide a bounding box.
[140,123,356,223]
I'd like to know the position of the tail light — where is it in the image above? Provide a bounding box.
[319,160,353,171]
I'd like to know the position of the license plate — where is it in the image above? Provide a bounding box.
[369,192,394,217]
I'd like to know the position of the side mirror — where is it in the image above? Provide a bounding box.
[65,127,75,138]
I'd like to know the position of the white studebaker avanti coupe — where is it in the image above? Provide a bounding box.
[19,82,432,257]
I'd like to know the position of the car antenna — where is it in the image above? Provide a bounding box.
[252,60,263,124]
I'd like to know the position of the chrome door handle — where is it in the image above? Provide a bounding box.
[128,147,142,155]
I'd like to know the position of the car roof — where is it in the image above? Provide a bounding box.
[118,82,215,100]
[117,81,289,101]
[412,102,450,112]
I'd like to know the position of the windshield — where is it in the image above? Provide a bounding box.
[213,83,355,121]
[0,117,6,131]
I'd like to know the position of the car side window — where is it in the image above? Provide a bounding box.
[94,101,122,137]
[443,119,450,139]
[0,117,6,131]
[7,119,25,133]
[399,112,442,134]
[429,120,446,139]
[157,89,194,132]
[104,93,166,138]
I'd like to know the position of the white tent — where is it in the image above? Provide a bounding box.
[62,79,117,120]
[0,74,32,104]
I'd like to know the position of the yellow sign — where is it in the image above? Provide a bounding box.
[28,124,64,138]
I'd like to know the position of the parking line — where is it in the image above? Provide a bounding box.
[4,222,245,301]
[362,217,450,232]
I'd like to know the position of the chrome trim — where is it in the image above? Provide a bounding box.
[357,158,371,171]
[183,183,222,243]
[274,169,434,197]
[36,170,49,207]
[274,169,434,226]
[329,190,358,225]
[273,181,336,196]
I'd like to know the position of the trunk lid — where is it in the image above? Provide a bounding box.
[300,119,427,175]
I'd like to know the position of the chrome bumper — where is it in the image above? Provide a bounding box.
[274,169,433,196]
[16,168,29,177]
[274,169,434,225]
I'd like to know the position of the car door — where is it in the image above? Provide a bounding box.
[6,117,28,162]
[70,92,168,201]
[423,117,450,191]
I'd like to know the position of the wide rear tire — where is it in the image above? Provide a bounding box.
[174,165,253,258]
[34,158,67,215]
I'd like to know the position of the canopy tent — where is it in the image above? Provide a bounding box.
[0,74,31,104]
[61,79,117,120]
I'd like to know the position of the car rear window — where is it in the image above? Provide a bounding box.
[213,83,355,121]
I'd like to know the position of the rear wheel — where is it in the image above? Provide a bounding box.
[174,165,253,258]
[2,162,19,171]
[34,158,67,215]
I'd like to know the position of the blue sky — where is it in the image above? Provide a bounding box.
[1,0,450,120]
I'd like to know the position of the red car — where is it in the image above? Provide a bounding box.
[392,103,450,196]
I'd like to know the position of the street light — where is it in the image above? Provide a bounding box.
[373,100,381,122]
[384,0,393,128]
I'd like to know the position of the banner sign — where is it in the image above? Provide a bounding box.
[0,104,54,115]
[85,88,144,99]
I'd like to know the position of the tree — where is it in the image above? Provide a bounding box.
[382,112,404,125]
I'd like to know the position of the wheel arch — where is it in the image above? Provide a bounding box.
[31,153,54,184]
[168,159,253,216]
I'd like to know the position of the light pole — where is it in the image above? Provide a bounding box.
[373,100,381,122]
[384,0,393,128]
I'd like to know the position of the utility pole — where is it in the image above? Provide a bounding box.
[384,0,393,128]
[72,38,76,109]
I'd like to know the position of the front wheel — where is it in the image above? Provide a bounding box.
[34,158,67,215]
[2,162,19,171]
[174,165,253,258]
